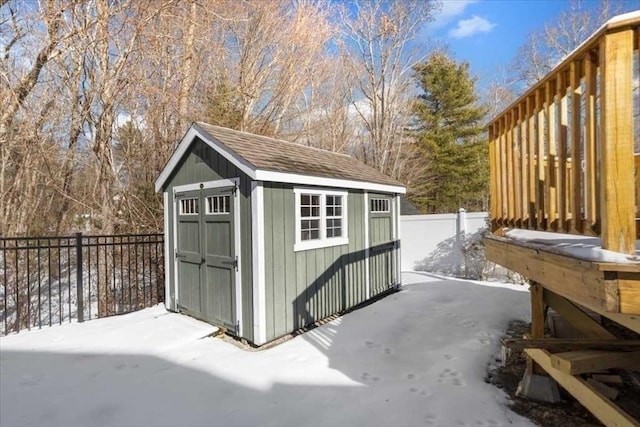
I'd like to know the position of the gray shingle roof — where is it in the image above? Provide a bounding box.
[195,122,403,188]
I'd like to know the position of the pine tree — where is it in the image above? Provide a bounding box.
[411,51,488,214]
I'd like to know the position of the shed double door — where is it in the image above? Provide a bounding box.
[175,185,236,331]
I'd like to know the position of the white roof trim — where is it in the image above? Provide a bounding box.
[155,125,257,192]
[255,170,406,194]
[155,124,406,195]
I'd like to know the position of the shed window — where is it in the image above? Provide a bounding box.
[206,195,230,214]
[294,189,348,251]
[370,198,390,213]
[179,198,199,215]
[300,194,321,240]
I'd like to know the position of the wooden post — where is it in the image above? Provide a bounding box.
[557,71,568,232]
[546,80,557,231]
[499,118,508,226]
[584,54,597,230]
[506,114,515,226]
[599,29,635,255]
[520,102,529,228]
[489,125,498,231]
[513,109,522,227]
[527,282,546,373]
[536,88,545,230]
[527,96,536,229]
[570,60,582,233]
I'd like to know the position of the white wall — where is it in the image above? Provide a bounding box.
[400,211,488,271]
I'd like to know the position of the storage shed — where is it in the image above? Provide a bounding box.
[155,122,406,345]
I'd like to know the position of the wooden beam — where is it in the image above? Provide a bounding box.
[485,237,609,315]
[544,289,617,339]
[586,378,619,401]
[619,273,640,315]
[599,29,636,254]
[501,338,640,351]
[598,312,640,335]
[591,374,623,385]
[550,350,640,374]
[525,349,640,427]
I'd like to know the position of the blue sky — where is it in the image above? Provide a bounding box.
[425,0,640,88]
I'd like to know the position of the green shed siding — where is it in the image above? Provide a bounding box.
[163,137,254,342]
[368,194,397,298]
[262,184,369,342]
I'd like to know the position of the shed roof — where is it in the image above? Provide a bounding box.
[155,122,406,194]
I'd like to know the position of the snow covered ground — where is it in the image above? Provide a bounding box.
[1,272,534,427]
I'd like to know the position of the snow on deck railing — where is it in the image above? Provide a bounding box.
[504,229,640,264]
[488,13,639,256]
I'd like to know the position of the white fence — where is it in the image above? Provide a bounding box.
[400,210,488,272]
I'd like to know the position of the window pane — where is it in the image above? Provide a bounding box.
[334,196,342,206]
[301,207,310,217]
[311,207,319,217]
[310,229,320,239]
[311,195,320,205]
[326,206,334,216]
[301,194,310,205]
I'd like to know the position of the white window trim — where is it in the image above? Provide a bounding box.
[294,188,348,252]
[370,197,390,213]
[205,195,230,215]
[179,197,199,215]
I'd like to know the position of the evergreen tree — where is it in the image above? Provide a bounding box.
[411,51,488,214]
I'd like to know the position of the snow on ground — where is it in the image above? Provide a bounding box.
[1,273,534,427]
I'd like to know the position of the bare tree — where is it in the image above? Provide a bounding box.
[337,0,439,179]
[511,0,624,87]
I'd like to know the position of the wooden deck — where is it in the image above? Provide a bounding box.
[486,12,640,427]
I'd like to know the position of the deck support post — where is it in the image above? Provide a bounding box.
[517,282,561,402]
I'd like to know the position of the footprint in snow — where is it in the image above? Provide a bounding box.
[475,420,500,426]
[460,319,477,328]
[410,388,432,397]
[476,331,495,345]
[437,368,466,387]
[423,413,437,425]
[360,372,381,383]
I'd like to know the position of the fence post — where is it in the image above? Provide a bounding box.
[456,208,467,276]
[75,232,84,322]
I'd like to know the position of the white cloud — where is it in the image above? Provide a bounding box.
[448,15,496,39]
[430,0,478,29]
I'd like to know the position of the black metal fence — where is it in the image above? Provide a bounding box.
[0,233,164,336]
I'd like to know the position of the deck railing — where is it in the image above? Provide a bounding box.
[488,13,640,255]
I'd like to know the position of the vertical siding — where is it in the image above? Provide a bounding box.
[368,194,396,297]
[262,185,369,342]
[163,137,254,342]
